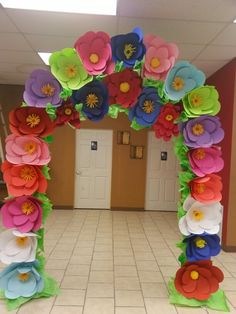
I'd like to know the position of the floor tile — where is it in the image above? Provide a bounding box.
[87,283,114,297]
[115,277,141,290]
[141,282,169,297]
[50,306,83,314]
[115,308,146,314]
[89,271,114,283]
[60,275,88,289]
[115,290,144,306]
[55,289,85,306]
[145,298,177,314]
[138,271,164,283]
[115,266,138,277]
[83,298,114,314]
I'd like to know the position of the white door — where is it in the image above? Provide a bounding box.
[74,129,113,209]
[145,132,179,211]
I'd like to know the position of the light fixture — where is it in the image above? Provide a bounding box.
[233,18,236,23]
[38,52,52,65]
[0,0,117,15]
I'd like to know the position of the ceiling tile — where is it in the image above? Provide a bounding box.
[193,60,229,77]
[0,33,33,51]
[196,45,236,60]
[212,24,236,46]
[0,50,43,64]
[0,72,27,85]
[0,7,18,32]
[177,44,205,61]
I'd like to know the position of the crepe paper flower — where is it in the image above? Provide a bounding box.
[164,61,206,101]
[189,174,222,204]
[103,68,142,108]
[143,34,179,80]
[183,115,224,148]
[49,48,92,90]
[9,107,54,138]
[153,103,180,141]
[111,27,146,67]
[184,234,221,262]
[174,260,224,300]
[71,80,109,122]
[0,261,44,299]
[23,69,62,108]
[5,134,51,166]
[1,161,47,197]
[179,196,222,236]
[0,229,37,264]
[128,87,162,126]
[1,196,42,233]
[54,98,80,128]
[188,146,224,177]
[74,31,114,75]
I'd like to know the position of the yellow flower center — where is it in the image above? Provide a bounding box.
[120,82,130,93]
[172,77,185,91]
[65,64,77,78]
[190,270,199,280]
[41,84,55,97]
[165,114,173,121]
[18,273,30,282]
[124,44,136,59]
[20,166,36,181]
[22,202,35,215]
[26,114,41,128]
[24,142,37,155]
[64,108,72,115]
[150,57,161,69]
[192,123,204,136]
[89,53,99,64]
[16,237,29,247]
[86,93,98,108]
[194,183,206,194]
[192,209,204,221]
[195,237,207,248]
[191,94,202,107]
[143,100,154,114]
[194,149,206,160]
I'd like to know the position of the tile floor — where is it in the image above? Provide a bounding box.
[0,209,236,314]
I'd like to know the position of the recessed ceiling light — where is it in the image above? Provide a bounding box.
[233,18,236,23]
[38,52,52,66]
[0,0,117,15]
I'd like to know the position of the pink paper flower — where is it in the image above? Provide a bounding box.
[1,196,42,233]
[74,31,114,75]
[188,147,224,177]
[5,134,51,166]
[143,35,179,80]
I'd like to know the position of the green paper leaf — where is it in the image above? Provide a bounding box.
[45,103,57,120]
[42,135,53,143]
[33,192,53,223]
[115,61,124,72]
[130,118,146,131]
[175,111,189,124]
[96,74,107,81]
[41,165,51,180]
[59,88,72,100]
[21,102,28,107]
[75,103,83,112]
[79,111,87,121]
[133,59,143,76]
[178,252,187,265]
[108,104,129,119]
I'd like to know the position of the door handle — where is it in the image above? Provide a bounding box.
[76,170,82,175]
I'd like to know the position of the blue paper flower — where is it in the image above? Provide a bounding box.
[0,261,44,299]
[111,27,146,67]
[129,87,162,126]
[71,80,109,121]
[164,61,206,101]
[184,234,221,262]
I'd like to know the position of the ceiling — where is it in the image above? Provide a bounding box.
[0,0,236,85]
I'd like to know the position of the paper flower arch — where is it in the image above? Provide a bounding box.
[0,27,227,312]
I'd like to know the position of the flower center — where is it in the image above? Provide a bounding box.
[20,166,36,181]
[89,53,99,64]
[195,237,207,248]
[124,44,136,59]
[165,114,173,121]
[86,93,98,108]
[120,82,130,93]
[172,77,185,91]
[65,64,77,78]
[192,209,204,221]
[22,202,35,215]
[24,142,37,155]
[194,149,206,160]
[194,183,206,194]
[192,123,204,136]
[18,273,30,282]
[41,83,55,97]
[64,108,72,115]
[150,57,161,69]
[191,94,202,107]
[16,237,29,247]
[26,114,41,128]
[190,270,199,280]
[143,100,154,114]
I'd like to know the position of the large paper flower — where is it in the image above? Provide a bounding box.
[184,234,221,262]
[54,98,80,128]
[0,261,44,299]
[188,147,224,177]
[111,27,146,67]
[164,61,206,101]
[128,87,162,126]
[1,196,42,233]
[189,174,222,204]
[0,229,37,264]
[49,48,92,90]
[9,107,54,138]
[143,34,179,80]
[183,86,220,117]
[174,260,224,300]
[103,68,142,108]
[153,103,180,141]
[23,69,62,108]
[1,161,47,197]
[5,134,51,166]
[183,115,224,148]
[74,31,114,75]
[179,196,222,236]
[72,80,109,121]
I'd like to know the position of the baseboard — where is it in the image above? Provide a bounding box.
[53,205,74,210]
[221,244,236,252]
[111,207,144,211]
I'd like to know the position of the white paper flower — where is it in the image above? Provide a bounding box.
[0,229,37,264]
[179,196,222,236]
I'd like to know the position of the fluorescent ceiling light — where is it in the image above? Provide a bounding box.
[38,52,52,66]
[233,18,236,23]
[0,0,117,15]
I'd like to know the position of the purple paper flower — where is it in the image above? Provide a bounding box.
[183,115,224,148]
[23,69,62,108]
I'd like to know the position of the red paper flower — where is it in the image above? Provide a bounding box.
[175,260,224,300]
[189,174,222,204]
[54,99,80,129]
[103,68,142,108]
[153,103,180,141]
[1,161,47,197]
[9,107,54,138]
